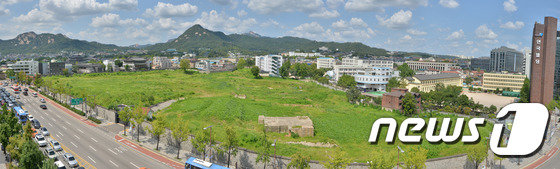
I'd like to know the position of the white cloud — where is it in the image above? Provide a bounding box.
[377,10,412,29]
[13,8,57,25]
[475,25,498,39]
[209,0,236,5]
[90,13,146,28]
[345,0,428,12]
[439,0,459,8]
[144,2,198,18]
[446,29,464,40]
[1,0,33,6]
[108,0,137,11]
[237,10,247,17]
[309,8,339,19]
[466,41,474,45]
[14,0,138,23]
[290,22,325,39]
[500,21,524,30]
[246,0,323,14]
[332,18,368,30]
[261,19,282,28]
[191,10,258,33]
[0,7,8,16]
[349,18,368,27]
[326,0,344,9]
[503,0,517,12]
[401,35,412,40]
[407,29,427,35]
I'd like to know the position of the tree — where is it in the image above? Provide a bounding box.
[403,147,427,169]
[192,129,212,161]
[62,68,70,77]
[119,107,134,136]
[464,77,474,85]
[236,58,247,70]
[337,75,356,89]
[488,105,497,114]
[180,59,190,70]
[6,69,15,78]
[125,64,131,71]
[23,122,34,139]
[322,150,350,169]
[6,134,25,162]
[256,128,271,169]
[170,122,189,159]
[251,66,262,79]
[133,106,147,142]
[40,158,57,169]
[386,77,402,92]
[287,152,310,169]
[401,93,417,116]
[369,149,396,169]
[397,63,415,78]
[107,64,114,72]
[410,87,420,93]
[467,142,487,169]
[280,59,291,78]
[346,87,361,104]
[220,127,239,168]
[520,78,530,103]
[114,59,123,67]
[148,117,165,150]
[19,139,44,169]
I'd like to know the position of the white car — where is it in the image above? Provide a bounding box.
[63,153,78,168]
[28,115,34,121]
[35,134,48,147]
[54,161,65,169]
[40,98,46,103]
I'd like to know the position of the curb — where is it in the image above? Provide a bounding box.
[30,88,98,127]
[114,134,184,169]
[522,138,560,169]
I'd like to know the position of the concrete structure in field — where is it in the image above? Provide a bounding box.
[8,60,39,75]
[405,61,458,71]
[404,73,462,92]
[342,57,393,68]
[151,57,172,70]
[470,57,491,71]
[316,57,336,69]
[490,46,525,73]
[255,55,283,77]
[482,72,526,92]
[530,17,557,105]
[381,88,421,111]
[258,115,314,137]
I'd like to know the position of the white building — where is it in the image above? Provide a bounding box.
[102,60,117,71]
[342,57,393,68]
[405,61,459,71]
[523,49,531,78]
[255,55,283,77]
[316,57,336,69]
[282,52,323,57]
[354,67,396,92]
[8,60,39,75]
[152,57,172,70]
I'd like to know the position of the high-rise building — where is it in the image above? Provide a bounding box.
[553,39,560,98]
[530,17,558,105]
[470,57,491,71]
[490,46,524,73]
[316,57,336,69]
[255,55,283,77]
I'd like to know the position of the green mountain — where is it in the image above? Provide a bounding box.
[0,32,123,54]
[148,24,388,56]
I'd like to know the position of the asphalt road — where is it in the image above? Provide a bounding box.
[13,90,173,169]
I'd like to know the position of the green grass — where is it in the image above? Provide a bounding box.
[44,69,492,162]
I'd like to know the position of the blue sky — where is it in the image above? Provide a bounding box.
[0,0,558,57]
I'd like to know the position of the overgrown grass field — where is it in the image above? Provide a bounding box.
[44,69,492,161]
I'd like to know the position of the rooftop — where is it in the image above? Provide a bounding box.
[406,73,461,81]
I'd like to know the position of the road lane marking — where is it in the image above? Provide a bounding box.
[62,126,67,130]
[58,132,63,137]
[51,118,56,122]
[115,148,122,153]
[109,160,118,167]
[70,142,77,148]
[130,162,139,168]
[91,138,98,143]
[74,135,80,139]
[55,134,59,138]
[65,121,71,125]
[56,114,61,118]
[89,146,97,152]
[108,149,118,155]
[77,129,84,133]
[88,156,96,163]
[48,122,52,127]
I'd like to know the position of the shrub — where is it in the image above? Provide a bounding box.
[88,116,102,124]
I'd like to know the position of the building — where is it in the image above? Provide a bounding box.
[8,60,39,75]
[38,62,49,75]
[405,61,458,71]
[354,67,395,92]
[281,51,323,57]
[342,57,393,68]
[490,46,524,73]
[524,49,532,78]
[49,62,65,75]
[195,59,236,73]
[316,57,336,69]
[470,57,491,71]
[152,57,172,70]
[123,57,150,71]
[75,63,104,74]
[404,73,462,92]
[381,88,421,111]
[555,39,560,98]
[482,72,526,92]
[531,17,557,105]
[255,55,283,77]
[64,64,72,73]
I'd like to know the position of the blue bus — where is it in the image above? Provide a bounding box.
[13,107,28,123]
[185,157,229,169]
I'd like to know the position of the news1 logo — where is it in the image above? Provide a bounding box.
[368,103,549,156]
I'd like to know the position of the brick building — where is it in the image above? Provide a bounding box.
[381,88,421,111]
[530,17,558,105]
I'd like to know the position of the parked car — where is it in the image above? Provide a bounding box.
[44,148,56,159]
[23,91,28,96]
[40,105,47,109]
[54,161,66,169]
[15,95,20,99]
[28,115,34,121]
[31,119,41,129]
[50,140,62,151]
[33,92,38,97]
[35,134,48,147]
[63,153,78,168]
[40,127,49,136]
[40,98,45,103]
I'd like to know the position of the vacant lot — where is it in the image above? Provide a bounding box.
[45,69,492,161]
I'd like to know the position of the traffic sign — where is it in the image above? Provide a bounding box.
[71,98,83,105]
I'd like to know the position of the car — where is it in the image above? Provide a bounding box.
[7,103,13,107]
[31,119,41,129]
[40,98,45,103]
[50,140,62,151]
[15,95,20,99]
[44,148,56,159]
[23,88,28,92]
[63,153,78,168]
[54,161,66,169]
[28,115,34,121]
[22,91,28,96]
[40,105,47,109]
[33,92,38,97]
[40,127,49,136]
[35,134,48,147]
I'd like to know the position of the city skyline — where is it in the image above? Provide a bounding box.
[0,0,557,57]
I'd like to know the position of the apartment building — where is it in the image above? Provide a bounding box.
[152,57,172,70]
[405,61,459,71]
[482,72,526,92]
[404,73,462,92]
[8,60,39,75]
[255,55,283,77]
[282,52,323,57]
[316,57,336,69]
[342,57,393,68]
[490,46,525,73]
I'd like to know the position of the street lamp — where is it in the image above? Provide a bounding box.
[397,146,404,169]
[271,139,277,169]
[204,125,213,162]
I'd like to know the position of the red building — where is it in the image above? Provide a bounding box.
[381,88,421,111]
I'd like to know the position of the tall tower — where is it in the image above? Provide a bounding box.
[530,17,558,105]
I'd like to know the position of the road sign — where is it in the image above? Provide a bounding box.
[71,98,83,105]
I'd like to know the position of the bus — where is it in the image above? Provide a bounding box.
[185,157,229,169]
[13,106,28,123]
